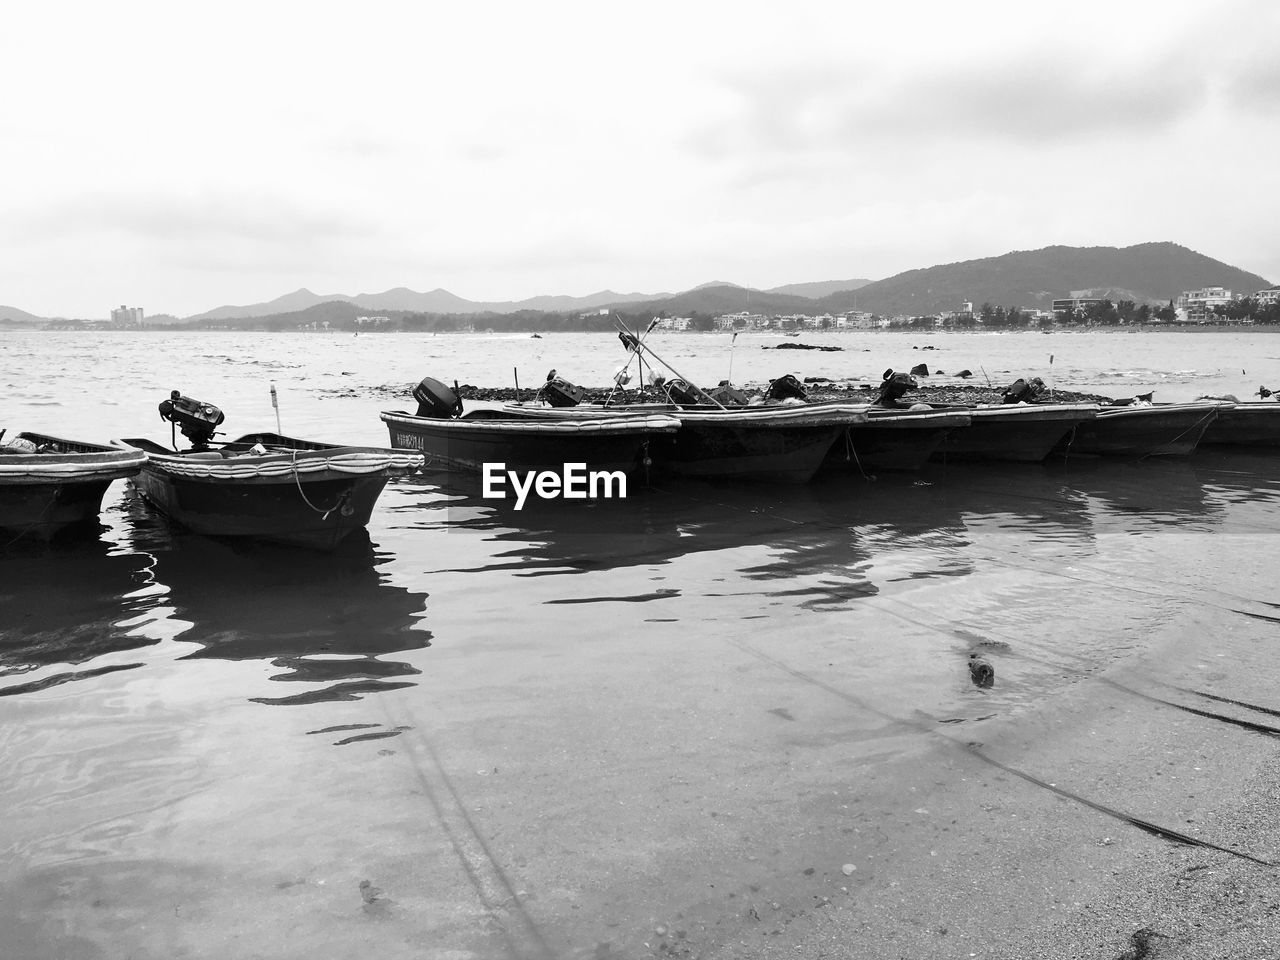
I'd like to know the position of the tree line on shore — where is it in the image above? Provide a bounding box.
[37,294,1280,333]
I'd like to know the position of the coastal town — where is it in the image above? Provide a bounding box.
[20,280,1280,333]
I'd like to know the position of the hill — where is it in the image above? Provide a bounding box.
[819,243,1274,316]
[0,304,46,324]
[186,286,670,321]
[767,278,870,298]
[611,284,821,317]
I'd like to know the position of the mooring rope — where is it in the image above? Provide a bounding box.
[289,449,349,520]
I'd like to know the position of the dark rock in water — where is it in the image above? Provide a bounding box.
[910,363,929,377]
[968,654,995,689]
[935,369,945,375]
[804,377,833,384]
[767,342,844,352]
[957,369,973,378]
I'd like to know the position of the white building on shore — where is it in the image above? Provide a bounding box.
[1176,286,1233,322]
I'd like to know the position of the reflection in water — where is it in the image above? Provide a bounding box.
[0,531,160,697]
[1192,450,1280,528]
[409,469,985,610]
[122,493,431,707]
[1050,457,1221,530]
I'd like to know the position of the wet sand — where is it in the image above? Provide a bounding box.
[6,508,1280,960]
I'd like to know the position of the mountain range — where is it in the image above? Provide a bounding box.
[183,278,874,322]
[0,244,1270,325]
[817,242,1273,317]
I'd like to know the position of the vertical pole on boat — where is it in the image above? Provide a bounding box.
[1048,354,1054,400]
[727,331,739,386]
[270,382,282,434]
[514,367,521,403]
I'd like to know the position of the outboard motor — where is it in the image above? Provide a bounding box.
[707,381,749,406]
[875,369,918,408]
[541,370,586,408]
[766,374,807,402]
[413,377,463,418]
[665,378,704,406]
[158,390,225,449]
[1001,376,1045,405]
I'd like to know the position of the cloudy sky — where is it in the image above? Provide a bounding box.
[2,0,1277,317]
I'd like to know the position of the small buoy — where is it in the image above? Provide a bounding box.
[968,654,995,688]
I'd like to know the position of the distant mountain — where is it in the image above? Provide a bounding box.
[185,286,670,321]
[612,284,820,317]
[0,304,45,324]
[767,278,870,298]
[820,243,1273,316]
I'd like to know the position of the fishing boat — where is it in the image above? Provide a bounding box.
[1197,399,1280,447]
[501,380,867,484]
[382,378,680,476]
[1055,399,1230,458]
[0,431,147,540]
[930,402,1100,462]
[870,370,1098,464]
[116,391,423,550]
[824,406,972,473]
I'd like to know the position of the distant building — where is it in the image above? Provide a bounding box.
[1176,286,1233,322]
[714,311,768,330]
[1256,287,1280,307]
[655,317,691,331]
[1052,297,1102,318]
[355,315,391,327]
[110,304,144,325]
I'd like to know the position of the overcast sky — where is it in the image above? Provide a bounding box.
[2,0,1277,317]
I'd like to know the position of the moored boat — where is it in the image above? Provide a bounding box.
[870,369,1097,464]
[650,401,868,483]
[824,406,971,473]
[500,386,867,484]
[1055,399,1230,458]
[117,391,422,550]
[930,402,1100,463]
[0,432,147,540]
[1198,401,1280,447]
[382,377,679,476]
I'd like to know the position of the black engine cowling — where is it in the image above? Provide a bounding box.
[1001,377,1045,404]
[158,391,225,448]
[875,369,918,407]
[413,377,463,418]
[542,374,586,408]
[665,379,704,406]
[767,374,807,402]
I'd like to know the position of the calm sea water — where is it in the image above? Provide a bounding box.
[4,329,1280,958]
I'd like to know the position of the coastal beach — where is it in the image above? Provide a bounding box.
[3,330,1280,958]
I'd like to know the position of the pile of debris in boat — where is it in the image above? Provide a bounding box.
[450,380,1113,407]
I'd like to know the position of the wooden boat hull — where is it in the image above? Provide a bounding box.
[930,404,1098,463]
[115,433,422,550]
[380,410,678,475]
[1055,402,1227,458]
[1199,403,1280,447]
[501,402,866,483]
[663,418,846,483]
[0,433,146,539]
[825,409,970,473]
